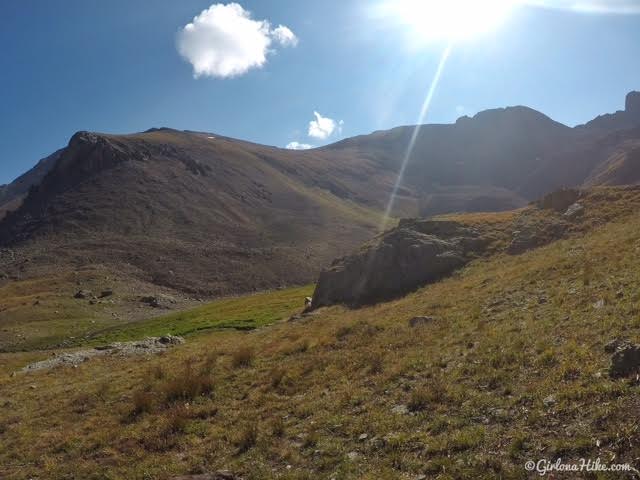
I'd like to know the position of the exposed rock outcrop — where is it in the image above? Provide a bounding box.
[507,218,568,255]
[20,335,184,372]
[508,195,572,254]
[312,220,487,308]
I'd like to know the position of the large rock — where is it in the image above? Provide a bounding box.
[311,220,486,308]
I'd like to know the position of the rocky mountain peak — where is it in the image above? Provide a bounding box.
[626,91,640,115]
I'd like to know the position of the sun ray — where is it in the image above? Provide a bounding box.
[379,43,453,231]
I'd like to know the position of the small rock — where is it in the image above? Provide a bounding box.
[347,451,359,460]
[158,335,185,345]
[74,290,92,299]
[604,339,628,354]
[593,299,605,309]
[543,395,556,407]
[99,289,114,298]
[564,202,585,218]
[391,404,408,415]
[140,294,176,309]
[358,433,368,441]
[408,316,436,328]
[489,408,508,419]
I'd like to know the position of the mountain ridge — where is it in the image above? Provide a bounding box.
[1,92,640,331]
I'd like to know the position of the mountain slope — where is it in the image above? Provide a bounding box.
[0,149,62,220]
[0,129,389,299]
[3,187,640,479]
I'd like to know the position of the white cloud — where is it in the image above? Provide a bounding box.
[286,141,314,150]
[177,3,298,79]
[272,25,298,46]
[308,111,343,140]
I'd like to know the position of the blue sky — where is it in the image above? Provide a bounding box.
[1,0,640,184]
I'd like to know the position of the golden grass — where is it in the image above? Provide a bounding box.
[2,187,640,479]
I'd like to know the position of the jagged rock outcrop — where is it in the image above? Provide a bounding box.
[312,220,487,308]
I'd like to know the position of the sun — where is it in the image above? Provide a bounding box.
[385,0,515,42]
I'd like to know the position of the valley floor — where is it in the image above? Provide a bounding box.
[3,188,640,479]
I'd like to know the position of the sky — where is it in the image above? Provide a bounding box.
[1,0,640,185]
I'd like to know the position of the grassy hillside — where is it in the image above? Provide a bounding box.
[2,188,640,479]
[83,285,313,346]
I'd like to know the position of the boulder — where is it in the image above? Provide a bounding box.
[140,294,176,308]
[158,335,184,345]
[312,220,486,308]
[609,342,640,378]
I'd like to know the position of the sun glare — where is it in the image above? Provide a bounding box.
[387,0,515,42]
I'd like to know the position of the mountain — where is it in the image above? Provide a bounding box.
[579,90,640,133]
[0,129,390,298]
[323,106,578,215]
[2,92,640,322]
